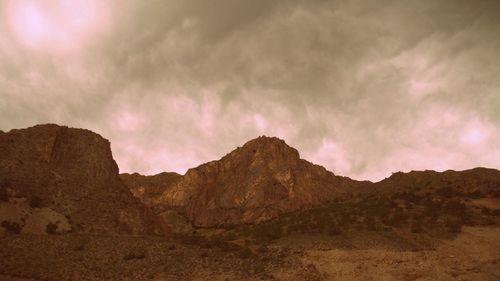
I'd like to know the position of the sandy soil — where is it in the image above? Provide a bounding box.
[1,227,498,281]
[301,226,500,281]
[471,198,500,210]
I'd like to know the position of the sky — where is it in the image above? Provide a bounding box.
[1,0,500,181]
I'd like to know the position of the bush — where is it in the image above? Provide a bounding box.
[437,186,454,197]
[29,196,42,208]
[257,245,269,253]
[0,186,8,202]
[326,223,341,236]
[1,221,21,234]
[254,224,282,241]
[387,210,408,227]
[443,199,466,214]
[175,234,209,246]
[123,249,146,260]
[46,222,58,234]
[445,218,462,233]
[217,241,242,252]
[71,237,88,251]
[410,220,423,233]
[238,247,253,259]
[364,216,376,231]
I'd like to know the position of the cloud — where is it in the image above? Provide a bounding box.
[1,0,500,181]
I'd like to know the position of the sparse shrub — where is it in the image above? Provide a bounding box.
[175,234,209,246]
[444,199,472,224]
[257,244,269,253]
[0,186,8,202]
[387,209,408,226]
[423,201,440,219]
[364,216,376,231]
[410,220,423,233]
[46,222,58,234]
[255,224,282,241]
[71,237,88,251]
[467,190,482,198]
[437,186,454,197]
[444,218,462,233]
[1,221,21,234]
[251,261,267,275]
[222,232,237,241]
[29,196,42,208]
[238,247,253,259]
[492,209,500,217]
[123,249,146,260]
[443,199,466,214]
[326,223,341,236]
[217,241,242,252]
[339,213,352,227]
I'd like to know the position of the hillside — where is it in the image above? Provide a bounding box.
[0,124,499,280]
[126,136,365,227]
[0,124,166,235]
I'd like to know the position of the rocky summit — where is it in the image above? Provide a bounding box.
[146,136,364,227]
[0,124,166,235]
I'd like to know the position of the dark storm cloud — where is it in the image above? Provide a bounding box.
[1,0,499,180]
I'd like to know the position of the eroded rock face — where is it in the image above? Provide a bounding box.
[120,172,182,208]
[0,124,166,235]
[159,136,361,227]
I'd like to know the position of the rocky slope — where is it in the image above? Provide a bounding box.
[120,172,182,208]
[123,136,500,229]
[154,136,364,227]
[0,124,166,235]
[373,168,500,197]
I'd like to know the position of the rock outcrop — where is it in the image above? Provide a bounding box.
[0,124,166,235]
[120,172,182,208]
[156,136,362,227]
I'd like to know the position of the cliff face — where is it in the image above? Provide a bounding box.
[156,136,361,227]
[0,124,166,235]
[120,172,182,208]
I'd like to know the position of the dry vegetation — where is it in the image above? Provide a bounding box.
[1,190,499,281]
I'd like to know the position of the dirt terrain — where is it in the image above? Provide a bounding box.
[0,226,499,281]
[301,227,500,281]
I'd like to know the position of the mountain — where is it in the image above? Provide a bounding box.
[1,124,500,281]
[0,124,167,235]
[120,172,182,208]
[373,168,500,197]
[142,136,365,227]
[123,137,500,228]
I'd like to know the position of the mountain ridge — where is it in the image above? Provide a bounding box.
[0,124,167,235]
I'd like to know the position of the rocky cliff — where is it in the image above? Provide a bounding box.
[0,124,166,235]
[120,172,182,208]
[153,136,363,227]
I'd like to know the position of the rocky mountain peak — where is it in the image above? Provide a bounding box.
[152,136,356,227]
[0,124,167,235]
[239,136,300,158]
